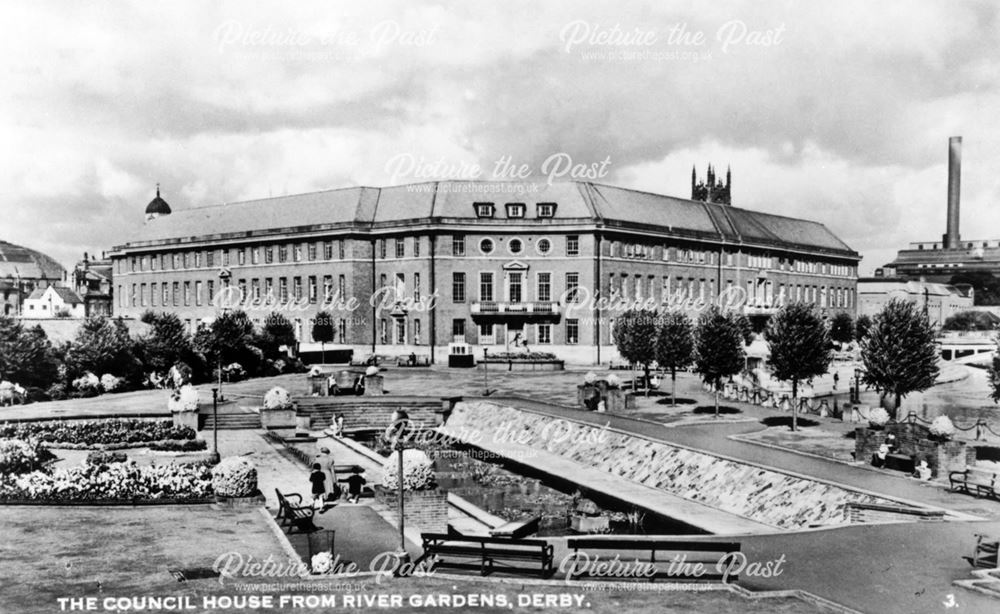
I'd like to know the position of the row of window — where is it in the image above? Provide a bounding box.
[473,202,557,219]
[450,235,579,257]
[608,272,856,309]
[606,242,855,277]
[450,320,579,345]
[119,274,352,308]
[123,241,350,274]
[451,272,579,304]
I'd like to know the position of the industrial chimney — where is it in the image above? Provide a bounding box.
[943,136,962,249]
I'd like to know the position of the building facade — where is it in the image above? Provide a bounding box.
[0,239,66,317]
[22,285,86,318]
[857,277,973,328]
[109,181,860,364]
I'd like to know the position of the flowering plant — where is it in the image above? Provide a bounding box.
[0,460,213,501]
[263,387,292,410]
[0,418,195,448]
[311,552,333,574]
[168,385,200,413]
[584,371,597,384]
[606,374,622,389]
[72,372,101,392]
[381,449,435,491]
[868,407,890,428]
[100,374,121,392]
[307,366,323,378]
[0,438,45,474]
[211,457,258,497]
[930,415,955,440]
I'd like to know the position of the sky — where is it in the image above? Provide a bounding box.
[2,0,999,275]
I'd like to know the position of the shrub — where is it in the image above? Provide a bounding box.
[168,385,200,412]
[868,407,891,428]
[100,374,122,392]
[381,449,435,491]
[263,387,292,410]
[584,371,597,384]
[149,439,208,452]
[85,450,128,465]
[930,415,956,440]
[606,374,622,389]
[211,457,258,497]
[308,365,323,377]
[0,439,46,475]
[72,372,101,393]
[45,383,68,401]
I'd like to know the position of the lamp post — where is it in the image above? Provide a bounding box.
[209,387,220,464]
[385,412,412,573]
[852,368,861,404]
[483,348,489,396]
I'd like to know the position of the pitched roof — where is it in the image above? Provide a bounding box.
[26,286,83,304]
[120,181,857,257]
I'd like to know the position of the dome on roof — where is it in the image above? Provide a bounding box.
[0,240,66,281]
[145,184,172,217]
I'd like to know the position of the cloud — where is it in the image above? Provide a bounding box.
[1,0,999,277]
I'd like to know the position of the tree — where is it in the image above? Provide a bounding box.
[765,303,833,431]
[830,312,854,345]
[139,312,203,377]
[855,314,873,341]
[0,317,60,389]
[196,310,261,374]
[989,333,1000,404]
[613,309,659,395]
[63,316,142,385]
[694,306,746,418]
[942,310,1000,332]
[259,311,297,359]
[653,311,694,406]
[311,311,335,364]
[860,299,939,418]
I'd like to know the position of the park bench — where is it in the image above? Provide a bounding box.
[274,489,318,533]
[414,533,554,578]
[949,467,1000,499]
[884,453,915,473]
[966,534,999,568]
[564,538,742,583]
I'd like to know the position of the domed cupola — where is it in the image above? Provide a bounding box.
[144,183,172,221]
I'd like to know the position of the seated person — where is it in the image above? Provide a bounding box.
[872,444,889,468]
[913,459,932,481]
[353,374,365,395]
[885,433,898,453]
[326,374,339,396]
[346,467,367,503]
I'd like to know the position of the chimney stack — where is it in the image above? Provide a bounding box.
[944,136,962,249]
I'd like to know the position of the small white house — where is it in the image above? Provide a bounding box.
[23,286,86,318]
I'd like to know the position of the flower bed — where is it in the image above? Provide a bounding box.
[0,460,213,502]
[0,419,197,450]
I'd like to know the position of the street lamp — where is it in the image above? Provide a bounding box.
[209,387,221,464]
[483,347,489,396]
[384,411,412,574]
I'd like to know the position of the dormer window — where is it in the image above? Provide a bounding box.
[505,203,526,218]
[474,202,495,218]
[537,202,556,218]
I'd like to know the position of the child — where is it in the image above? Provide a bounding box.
[346,467,367,504]
[309,462,326,509]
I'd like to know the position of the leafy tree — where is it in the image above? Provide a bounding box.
[989,333,1000,404]
[732,312,755,345]
[694,306,746,418]
[653,311,694,406]
[613,309,659,394]
[139,312,204,377]
[860,299,939,418]
[942,310,1000,332]
[258,311,297,359]
[830,312,854,344]
[63,316,142,385]
[311,311,335,364]
[0,317,60,388]
[855,314,873,341]
[765,303,833,431]
[196,310,261,375]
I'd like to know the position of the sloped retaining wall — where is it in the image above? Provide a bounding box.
[444,401,912,530]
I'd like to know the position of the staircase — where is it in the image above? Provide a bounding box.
[295,397,442,433]
[200,412,262,430]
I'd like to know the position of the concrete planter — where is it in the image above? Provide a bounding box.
[363,374,384,396]
[576,383,634,413]
[260,407,295,429]
[571,514,609,533]
[477,360,565,372]
[374,486,447,533]
[172,410,198,431]
[295,415,312,434]
[215,489,266,509]
[307,376,329,396]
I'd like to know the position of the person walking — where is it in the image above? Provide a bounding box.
[315,446,339,501]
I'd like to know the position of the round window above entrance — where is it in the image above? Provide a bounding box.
[479,238,495,255]
[536,238,551,255]
[509,239,523,254]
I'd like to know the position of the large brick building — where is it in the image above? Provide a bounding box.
[109,181,860,364]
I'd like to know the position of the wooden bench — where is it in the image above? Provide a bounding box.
[564,538,742,583]
[949,468,1000,499]
[885,453,915,473]
[414,533,554,578]
[274,489,317,533]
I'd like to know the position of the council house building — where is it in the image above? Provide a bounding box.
[109,180,860,365]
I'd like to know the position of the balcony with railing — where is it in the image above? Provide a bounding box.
[470,301,561,321]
